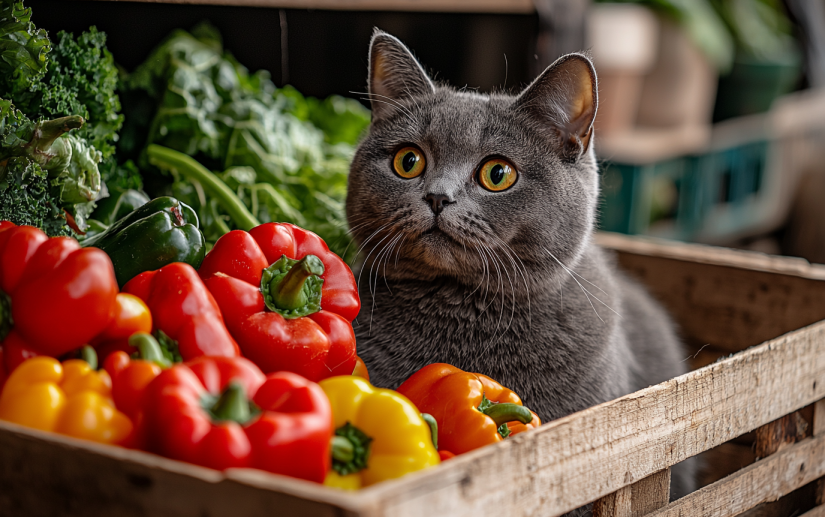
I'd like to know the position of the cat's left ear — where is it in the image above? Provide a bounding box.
[368,30,435,121]
[514,53,598,161]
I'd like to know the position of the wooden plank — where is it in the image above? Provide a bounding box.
[596,232,825,353]
[593,469,670,517]
[352,319,825,517]
[755,412,809,459]
[801,506,825,517]
[88,0,535,13]
[0,420,363,517]
[814,399,825,436]
[648,434,825,517]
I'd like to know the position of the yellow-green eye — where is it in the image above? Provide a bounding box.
[393,147,426,178]
[478,158,517,191]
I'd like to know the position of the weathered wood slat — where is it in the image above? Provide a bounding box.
[593,469,670,517]
[647,433,825,517]
[597,232,825,353]
[800,506,825,517]
[755,412,809,459]
[354,320,825,516]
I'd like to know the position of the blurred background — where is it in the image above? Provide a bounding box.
[25,0,825,264]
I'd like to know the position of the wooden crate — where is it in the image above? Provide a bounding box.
[3,232,825,517]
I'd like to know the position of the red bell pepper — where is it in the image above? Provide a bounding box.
[198,223,360,382]
[0,223,118,373]
[143,355,332,482]
[123,262,239,361]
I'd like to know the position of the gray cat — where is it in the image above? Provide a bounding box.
[346,30,695,499]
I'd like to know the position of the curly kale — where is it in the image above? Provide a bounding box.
[0,0,49,102]
[0,0,123,234]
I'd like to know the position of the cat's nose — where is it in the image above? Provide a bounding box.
[424,193,453,215]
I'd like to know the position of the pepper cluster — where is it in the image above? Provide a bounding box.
[0,213,540,488]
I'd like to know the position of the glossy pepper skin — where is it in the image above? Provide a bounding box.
[92,293,153,358]
[320,376,440,490]
[104,333,170,449]
[0,223,118,372]
[0,356,132,444]
[397,363,541,456]
[199,223,360,382]
[143,356,333,482]
[81,197,206,287]
[123,262,240,360]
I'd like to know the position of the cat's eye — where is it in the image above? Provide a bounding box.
[478,158,517,192]
[392,147,426,179]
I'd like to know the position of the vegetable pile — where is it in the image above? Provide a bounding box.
[0,0,542,489]
[0,217,539,487]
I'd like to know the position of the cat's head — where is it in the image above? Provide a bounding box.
[347,30,599,288]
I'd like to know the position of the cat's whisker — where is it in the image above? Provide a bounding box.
[543,247,620,321]
[352,90,417,120]
[489,234,532,329]
[353,91,419,124]
[367,230,401,333]
[359,97,417,126]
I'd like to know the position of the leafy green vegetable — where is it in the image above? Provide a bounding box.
[0,0,49,101]
[0,0,123,235]
[122,23,369,259]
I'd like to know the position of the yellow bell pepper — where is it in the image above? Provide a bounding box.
[319,375,440,489]
[0,355,132,445]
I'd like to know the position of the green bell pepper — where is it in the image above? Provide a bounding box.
[82,196,206,287]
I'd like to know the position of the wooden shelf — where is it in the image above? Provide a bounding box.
[91,0,536,13]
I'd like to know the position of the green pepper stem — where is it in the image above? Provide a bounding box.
[80,345,98,370]
[210,382,253,424]
[269,255,325,311]
[481,402,533,427]
[128,332,172,368]
[421,413,438,450]
[146,144,260,231]
[331,435,355,463]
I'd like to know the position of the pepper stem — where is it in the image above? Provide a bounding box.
[271,255,324,310]
[331,435,355,463]
[260,255,325,319]
[128,332,172,368]
[331,422,373,476]
[0,289,12,342]
[477,394,533,439]
[209,382,257,425]
[80,345,98,370]
[421,413,439,450]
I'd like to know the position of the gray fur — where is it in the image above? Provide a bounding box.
[347,30,695,499]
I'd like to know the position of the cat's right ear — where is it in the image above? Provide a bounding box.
[368,30,435,121]
[514,53,598,162]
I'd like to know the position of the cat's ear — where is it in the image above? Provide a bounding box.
[514,53,598,161]
[368,30,435,121]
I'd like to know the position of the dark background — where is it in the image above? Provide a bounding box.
[27,0,540,102]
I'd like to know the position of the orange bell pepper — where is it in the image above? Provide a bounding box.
[93,293,153,357]
[0,351,132,445]
[397,363,540,455]
[103,333,170,449]
[352,355,370,381]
